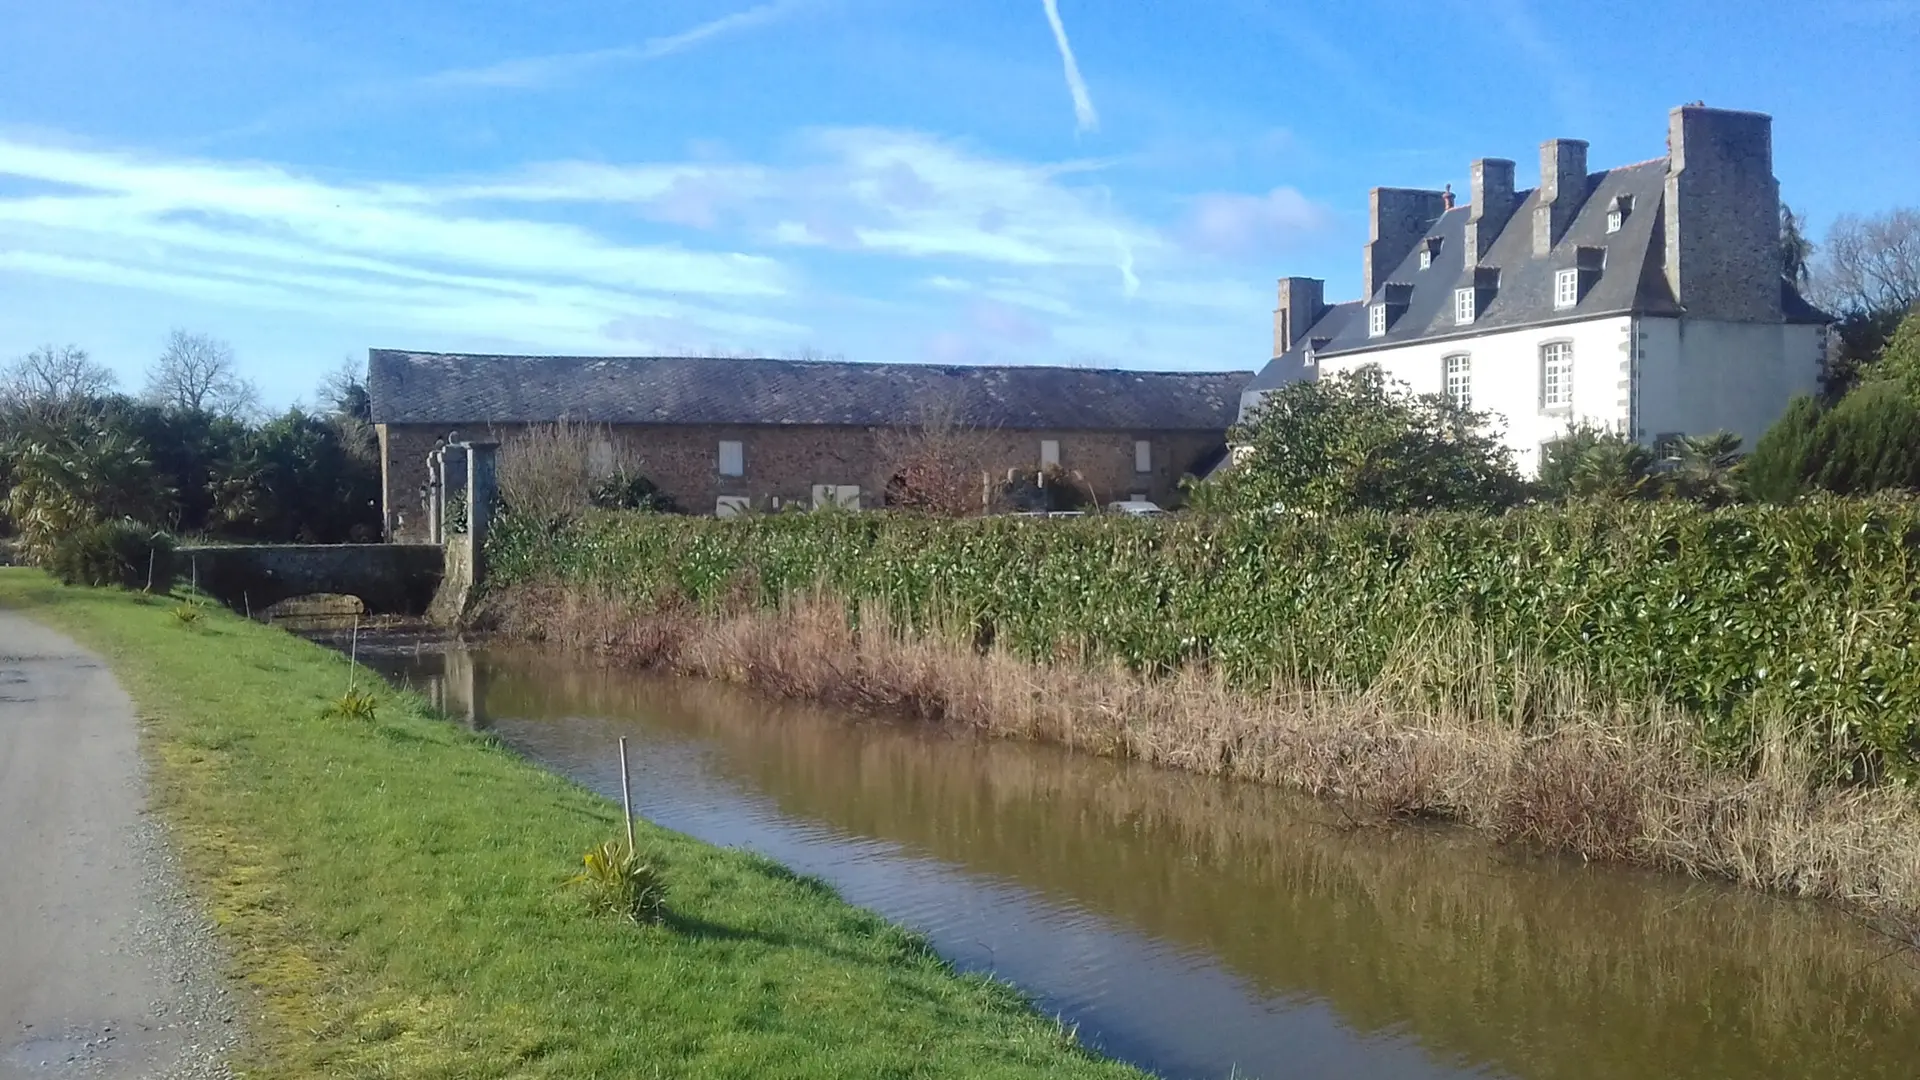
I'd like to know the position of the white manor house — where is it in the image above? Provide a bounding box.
[1240,104,1830,475]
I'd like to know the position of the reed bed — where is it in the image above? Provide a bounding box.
[485,580,1920,926]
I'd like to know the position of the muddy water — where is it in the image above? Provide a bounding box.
[367,643,1920,1080]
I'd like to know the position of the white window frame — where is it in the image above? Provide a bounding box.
[1134,439,1152,474]
[1554,268,1580,309]
[811,484,860,510]
[1040,439,1061,468]
[1443,353,1472,409]
[1419,248,1433,270]
[1453,287,1476,325]
[1540,340,1574,410]
[1606,209,1624,234]
[1368,303,1387,337]
[717,440,745,477]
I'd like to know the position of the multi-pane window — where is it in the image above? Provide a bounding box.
[1368,303,1387,337]
[1606,209,1624,233]
[1444,354,1472,409]
[1453,287,1476,325]
[1541,341,1574,409]
[718,440,744,477]
[1554,268,1580,309]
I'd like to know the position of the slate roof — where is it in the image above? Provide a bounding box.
[367,350,1252,432]
[1257,158,1829,387]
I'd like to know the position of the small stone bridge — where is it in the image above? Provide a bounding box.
[178,543,446,616]
[177,441,498,622]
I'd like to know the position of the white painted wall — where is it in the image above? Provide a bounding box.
[1311,316,1635,477]
[1633,318,1824,450]
[1245,313,1823,478]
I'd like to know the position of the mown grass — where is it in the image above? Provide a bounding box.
[0,568,1142,1080]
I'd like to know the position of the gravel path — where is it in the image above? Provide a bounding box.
[0,612,244,1080]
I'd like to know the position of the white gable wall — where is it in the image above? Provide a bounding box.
[1310,315,1634,478]
[1635,318,1824,450]
[1263,314,1823,478]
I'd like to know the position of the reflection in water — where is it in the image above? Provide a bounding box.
[371,645,1920,1080]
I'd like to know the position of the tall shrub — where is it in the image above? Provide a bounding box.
[1744,395,1825,503]
[1200,367,1524,515]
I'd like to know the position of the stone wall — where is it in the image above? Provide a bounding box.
[378,422,1226,540]
[178,544,444,615]
[1663,106,1782,324]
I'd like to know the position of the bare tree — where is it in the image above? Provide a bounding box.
[144,329,259,417]
[1814,207,1920,314]
[0,344,117,421]
[877,396,1000,516]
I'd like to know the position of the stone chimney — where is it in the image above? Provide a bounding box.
[1533,139,1590,256]
[1463,159,1516,263]
[1663,105,1782,321]
[1272,276,1327,357]
[1365,187,1449,295]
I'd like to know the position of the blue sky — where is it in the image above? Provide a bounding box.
[2,0,1916,407]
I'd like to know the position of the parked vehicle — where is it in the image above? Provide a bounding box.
[1105,500,1165,517]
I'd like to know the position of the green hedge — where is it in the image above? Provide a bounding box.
[489,499,1920,774]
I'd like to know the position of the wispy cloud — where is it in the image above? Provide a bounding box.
[0,125,1320,368]
[1039,0,1100,133]
[0,136,801,352]
[1180,187,1329,259]
[419,0,810,90]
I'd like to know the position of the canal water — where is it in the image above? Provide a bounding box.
[361,640,1920,1080]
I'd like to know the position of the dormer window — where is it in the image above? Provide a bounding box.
[1419,236,1443,270]
[1606,194,1635,234]
[1554,268,1580,309]
[1454,287,1476,325]
[1368,303,1387,337]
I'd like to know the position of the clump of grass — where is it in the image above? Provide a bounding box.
[321,685,379,722]
[568,838,667,925]
[171,601,203,625]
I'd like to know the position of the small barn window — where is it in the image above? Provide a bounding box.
[1041,440,1061,468]
[718,440,744,477]
[1134,440,1152,473]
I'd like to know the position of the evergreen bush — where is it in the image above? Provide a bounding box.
[45,520,176,590]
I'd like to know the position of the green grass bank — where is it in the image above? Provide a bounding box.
[0,569,1143,1080]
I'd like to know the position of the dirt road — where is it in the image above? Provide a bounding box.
[0,612,239,1079]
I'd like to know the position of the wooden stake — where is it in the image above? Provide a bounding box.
[618,736,636,854]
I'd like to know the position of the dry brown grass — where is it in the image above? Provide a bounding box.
[482,580,1920,923]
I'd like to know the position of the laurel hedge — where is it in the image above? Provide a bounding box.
[489,498,1920,776]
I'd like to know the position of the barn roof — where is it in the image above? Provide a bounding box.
[368,350,1252,432]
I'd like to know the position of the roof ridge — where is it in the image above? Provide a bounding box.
[370,349,1250,379]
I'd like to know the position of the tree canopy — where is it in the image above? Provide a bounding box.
[1194,367,1524,515]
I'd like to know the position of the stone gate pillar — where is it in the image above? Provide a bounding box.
[464,440,500,587]
[425,449,444,545]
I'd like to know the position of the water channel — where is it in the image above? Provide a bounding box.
[354,636,1920,1080]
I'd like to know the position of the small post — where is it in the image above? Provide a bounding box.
[618,736,636,853]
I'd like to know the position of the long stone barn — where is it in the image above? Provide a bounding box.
[367,350,1252,540]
